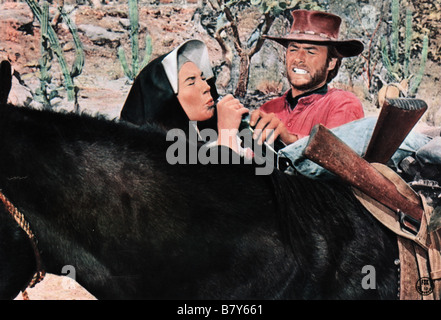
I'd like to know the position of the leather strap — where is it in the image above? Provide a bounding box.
[352,163,441,299]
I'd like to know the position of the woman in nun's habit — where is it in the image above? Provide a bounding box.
[120,39,249,155]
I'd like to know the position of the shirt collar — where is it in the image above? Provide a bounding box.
[286,84,328,109]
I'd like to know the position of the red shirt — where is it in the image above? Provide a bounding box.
[260,88,364,139]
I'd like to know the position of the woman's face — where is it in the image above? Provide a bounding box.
[177,62,215,121]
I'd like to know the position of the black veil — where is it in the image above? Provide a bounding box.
[120,40,219,133]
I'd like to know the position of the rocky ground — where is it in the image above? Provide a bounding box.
[1,1,440,300]
[1,1,441,119]
[1,1,222,118]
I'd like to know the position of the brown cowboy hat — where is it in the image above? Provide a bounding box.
[265,10,364,57]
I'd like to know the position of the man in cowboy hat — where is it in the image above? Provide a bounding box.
[249,9,365,146]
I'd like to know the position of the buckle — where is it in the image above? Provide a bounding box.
[277,156,293,172]
[398,209,420,236]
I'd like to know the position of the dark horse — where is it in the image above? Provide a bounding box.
[0,102,399,300]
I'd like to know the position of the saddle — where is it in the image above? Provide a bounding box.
[353,163,441,300]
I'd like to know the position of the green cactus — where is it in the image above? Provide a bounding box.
[409,34,428,97]
[60,7,85,80]
[25,0,84,109]
[118,0,153,80]
[380,0,429,97]
[403,8,412,79]
[35,1,58,108]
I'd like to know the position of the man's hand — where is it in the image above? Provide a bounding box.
[249,109,298,145]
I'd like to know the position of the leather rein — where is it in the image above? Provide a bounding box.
[0,190,45,298]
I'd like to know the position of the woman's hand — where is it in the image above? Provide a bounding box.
[216,94,249,152]
[216,95,249,132]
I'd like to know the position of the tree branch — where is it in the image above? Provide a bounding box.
[223,5,243,54]
[249,13,275,58]
[214,22,233,68]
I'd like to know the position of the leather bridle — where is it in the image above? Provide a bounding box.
[0,190,45,298]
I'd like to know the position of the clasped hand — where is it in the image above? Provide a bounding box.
[249,110,298,146]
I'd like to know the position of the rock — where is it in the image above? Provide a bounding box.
[8,73,39,108]
[118,18,131,30]
[0,2,34,26]
[77,24,121,47]
[0,3,38,72]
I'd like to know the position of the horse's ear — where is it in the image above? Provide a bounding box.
[0,60,13,105]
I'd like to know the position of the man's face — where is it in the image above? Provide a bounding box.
[285,42,337,95]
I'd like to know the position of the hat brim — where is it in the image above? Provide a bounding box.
[264,35,364,58]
